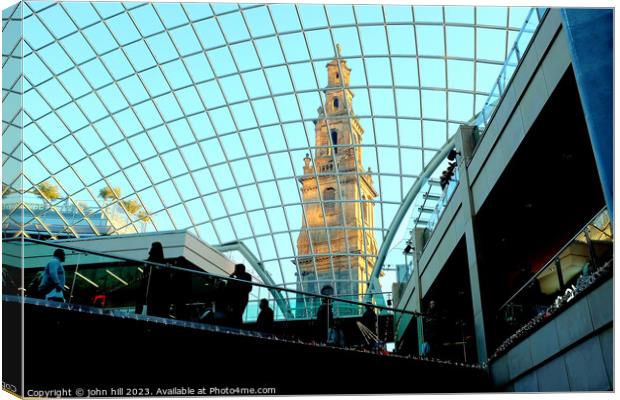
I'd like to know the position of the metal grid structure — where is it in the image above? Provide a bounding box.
[2,2,531,299]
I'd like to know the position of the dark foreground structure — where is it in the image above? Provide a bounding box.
[4,296,487,395]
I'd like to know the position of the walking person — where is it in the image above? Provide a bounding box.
[39,249,66,302]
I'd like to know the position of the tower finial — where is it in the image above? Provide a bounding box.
[336,43,342,57]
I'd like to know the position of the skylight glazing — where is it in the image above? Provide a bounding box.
[2,2,531,297]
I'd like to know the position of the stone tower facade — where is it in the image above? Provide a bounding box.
[296,49,378,309]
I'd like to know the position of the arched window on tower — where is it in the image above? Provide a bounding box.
[333,97,339,110]
[324,187,336,213]
[330,129,338,154]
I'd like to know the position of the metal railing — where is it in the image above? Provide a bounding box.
[473,8,548,139]
[422,167,460,245]
[495,207,612,347]
[2,236,480,361]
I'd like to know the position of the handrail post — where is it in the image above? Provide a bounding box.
[554,257,565,292]
[584,228,598,270]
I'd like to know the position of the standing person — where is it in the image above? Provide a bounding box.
[361,303,378,348]
[361,303,378,336]
[136,242,171,318]
[39,249,66,302]
[423,300,443,358]
[227,264,252,327]
[256,298,274,333]
[316,297,334,343]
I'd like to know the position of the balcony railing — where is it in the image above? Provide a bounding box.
[422,167,460,245]
[492,207,613,357]
[0,237,417,355]
[473,8,548,143]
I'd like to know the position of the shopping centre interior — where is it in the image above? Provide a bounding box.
[2,3,613,395]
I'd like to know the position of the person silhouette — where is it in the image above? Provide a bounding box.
[423,299,444,358]
[39,249,66,302]
[361,302,378,347]
[256,298,274,333]
[316,289,334,343]
[227,264,252,327]
[136,242,171,318]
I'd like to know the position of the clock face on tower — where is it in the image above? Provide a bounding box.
[296,47,378,310]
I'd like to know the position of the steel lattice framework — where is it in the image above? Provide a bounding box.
[2,2,531,297]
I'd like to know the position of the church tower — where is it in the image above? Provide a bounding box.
[296,46,378,309]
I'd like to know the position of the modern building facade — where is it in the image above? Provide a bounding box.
[388,7,613,391]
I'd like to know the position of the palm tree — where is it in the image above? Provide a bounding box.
[35,181,61,200]
[98,186,153,227]
[121,199,142,214]
[136,210,152,223]
[98,186,122,202]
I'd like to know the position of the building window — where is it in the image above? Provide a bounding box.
[333,97,339,109]
[324,188,336,213]
[336,72,340,79]
[330,129,338,154]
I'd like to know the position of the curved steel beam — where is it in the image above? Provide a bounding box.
[363,135,457,303]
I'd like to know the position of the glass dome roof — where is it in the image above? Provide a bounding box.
[2,2,532,294]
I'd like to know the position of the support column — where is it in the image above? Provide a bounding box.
[455,125,488,363]
[561,9,613,218]
[412,227,426,355]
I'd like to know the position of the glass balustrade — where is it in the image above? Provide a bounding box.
[473,8,547,141]
[380,150,462,321]
[495,207,613,350]
[424,167,460,242]
[2,236,477,363]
